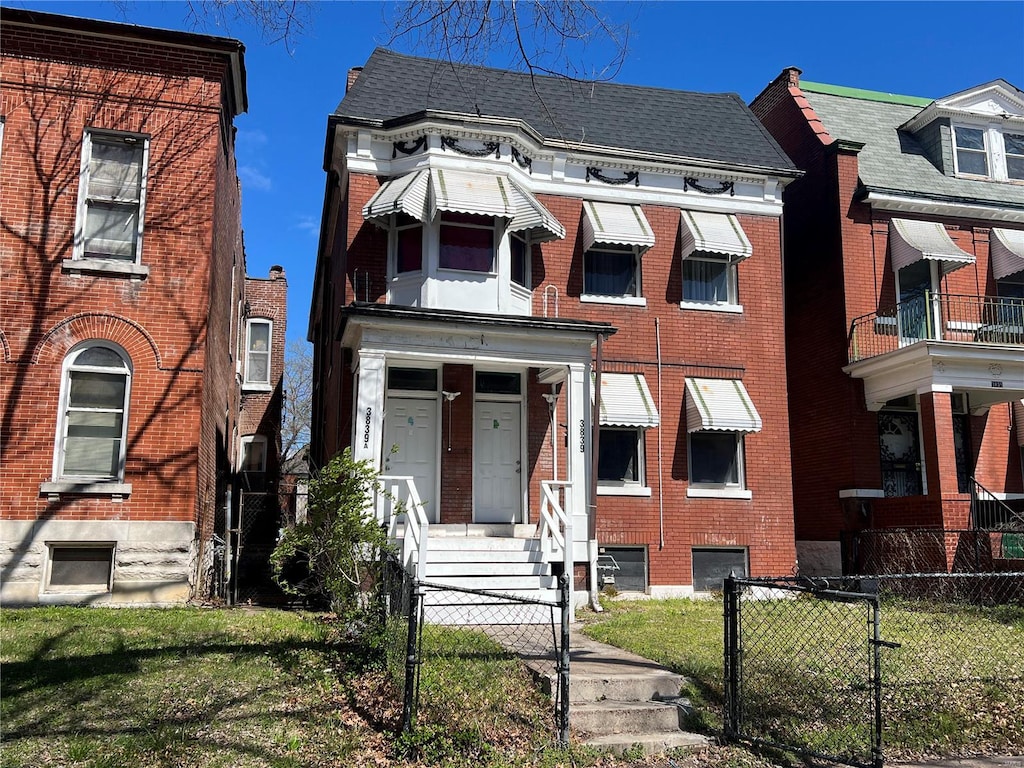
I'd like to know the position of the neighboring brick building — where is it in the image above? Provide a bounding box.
[0,8,285,604]
[751,70,1024,574]
[309,49,799,603]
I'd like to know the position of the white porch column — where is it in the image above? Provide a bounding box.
[353,350,386,470]
[566,362,592,562]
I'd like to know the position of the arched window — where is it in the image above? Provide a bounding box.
[55,343,132,480]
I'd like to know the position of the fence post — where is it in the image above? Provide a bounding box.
[558,571,571,746]
[723,573,740,740]
[402,575,421,734]
[870,596,884,768]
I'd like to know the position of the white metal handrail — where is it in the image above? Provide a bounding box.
[376,474,428,582]
[539,480,573,580]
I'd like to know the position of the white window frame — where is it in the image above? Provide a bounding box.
[680,252,742,313]
[243,318,273,391]
[686,431,751,499]
[43,542,116,594]
[53,342,132,483]
[597,427,652,496]
[952,122,1024,182]
[581,244,646,306]
[240,434,268,473]
[71,130,150,274]
[389,214,424,278]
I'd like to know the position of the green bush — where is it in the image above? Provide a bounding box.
[271,448,391,624]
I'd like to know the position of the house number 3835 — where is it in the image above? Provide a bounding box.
[579,420,586,453]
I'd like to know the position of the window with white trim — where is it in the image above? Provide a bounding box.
[439,212,495,273]
[240,435,268,491]
[584,244,640,298]
[598,427,645,488]
[244,319,272,387]
[683,253,737,305]
[56,343,132,481]
[688,431,744,489]
[510,232,529,288]
[75,130,149,262]
[46,544,115,592]
[390,213,423,275]
[953,124,1024,181]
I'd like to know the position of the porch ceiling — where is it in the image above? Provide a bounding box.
[843,340,1024,413]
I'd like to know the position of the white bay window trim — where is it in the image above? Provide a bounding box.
[243,318,273,391]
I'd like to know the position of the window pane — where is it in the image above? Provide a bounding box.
[440,223,494,272]
[243,439,266,472]
[690,431,739,485]
[396,226,422,273]
[692,548,747,592]
[89,141,142,200]
[475,371,521,395]
[584,249,636,296]
[388,367,437,391]
[511,235,528,287]
[1005,133,1024,155]
[84,203,138,260]
[64,411,121,476]
[598,429,639,483]
[248,322,270,352]
[69,371,126,410]
[1007,155,1024,181]
[957,149,988,176]
[954,126,985,150]
[684,257,730,302]
[247,351,269,383]
[75,347,126,369]
[50,547,113,587]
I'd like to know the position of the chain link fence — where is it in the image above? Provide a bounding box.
[844,527,1024,574]
[380,556,570,744]
[724,571,1024,768]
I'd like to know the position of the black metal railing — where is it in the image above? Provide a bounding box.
[970,477,1024,531]
[848,293,1024,363]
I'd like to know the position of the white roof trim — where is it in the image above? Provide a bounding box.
[582,201,655,252]
[889,218,975,275]
[680,210,752,261]
[685,378,762,433]
[991,228,1024,280]
[592,373,659,428]
[362,170,430,225]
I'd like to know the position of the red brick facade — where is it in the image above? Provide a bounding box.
[0,9,284,604]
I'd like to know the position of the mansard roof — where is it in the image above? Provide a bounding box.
[336,48,796,174]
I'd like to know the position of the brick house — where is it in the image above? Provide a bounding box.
[309,49,799,606]
[751,70,1024,574]
[0,8,286,604]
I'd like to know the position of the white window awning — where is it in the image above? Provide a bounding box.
[680,210,752,261]
[889,218,975,275]
[582,201,655,253]
[992,228,1024,280]
[362,169,564,241]
[685,378,762,433]
[363,170,430,225]
[592,373,659,428]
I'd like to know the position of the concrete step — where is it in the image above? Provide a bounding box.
[572,699,683,735]
[426,537,542,553]
[570,670,684,703]
[425,561,551,578]
[581,731,711,757]
[427,548,546,564]
[422,600,557,625]
[421,574,557,591]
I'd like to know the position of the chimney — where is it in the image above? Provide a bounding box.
[346,66,363,93]
[785,66,802,89]
[269,265,285,280]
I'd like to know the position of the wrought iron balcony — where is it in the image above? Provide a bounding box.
[848,293,1024,364]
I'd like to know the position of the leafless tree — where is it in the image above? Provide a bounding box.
[281,339,312,460]
[387,1,634,81]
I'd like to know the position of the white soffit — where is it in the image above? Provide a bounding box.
[889,218,975,275]
[582,201,655,253]
[991,228,1024,280]
[592,373,659,428]
[685,378,762,433]
[680,210,753,261]
[362,170,430,225]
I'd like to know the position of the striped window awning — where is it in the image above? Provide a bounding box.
[581,201,655,253]
[680,210,752,261]
[362,169,564,241]
[991,228,1024,280]
[592,373,659,428]
[889,218,975,275]
[685,378,762,433]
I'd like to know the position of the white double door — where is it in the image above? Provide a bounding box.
[383,396,523,524]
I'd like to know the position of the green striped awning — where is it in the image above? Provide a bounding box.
[685,378,762,433]
[592,373,659,428]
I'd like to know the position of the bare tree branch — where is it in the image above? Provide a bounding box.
[281,339,312,459]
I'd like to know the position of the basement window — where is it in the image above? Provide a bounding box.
[692,547,747,592]
[46,544,114,592]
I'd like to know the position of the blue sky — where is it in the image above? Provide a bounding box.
[9,1,1024,344]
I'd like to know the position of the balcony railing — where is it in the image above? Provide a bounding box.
[848,293,1024,363]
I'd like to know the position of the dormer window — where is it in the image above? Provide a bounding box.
[953,124,1024,181]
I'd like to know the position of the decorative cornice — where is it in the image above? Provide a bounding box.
[586,167,639,186]
[440,135,501,158]
[392,136,426,158]
[684,177,735,196]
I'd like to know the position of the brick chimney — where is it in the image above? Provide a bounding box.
[269,265,285,281]
[346,66,363,93]
[785,66,802,88]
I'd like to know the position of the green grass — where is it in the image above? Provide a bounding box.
[580,596,1024,761]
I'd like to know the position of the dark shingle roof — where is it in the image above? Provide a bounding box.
[337,49,796,173]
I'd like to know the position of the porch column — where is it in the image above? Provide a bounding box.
[353,350,386,470]
[565,362,592,565]
[918,389,969,529]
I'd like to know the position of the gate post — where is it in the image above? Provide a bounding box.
[557,571,571,746]
[402,575,421,734]
[723,573,740,739]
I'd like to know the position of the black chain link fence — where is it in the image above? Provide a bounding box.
[724,569,1024,768]
[379,556,571,744]
[844,527,1024,574]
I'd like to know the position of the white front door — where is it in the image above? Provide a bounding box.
[474,401,522,523]
[383,398,438,523]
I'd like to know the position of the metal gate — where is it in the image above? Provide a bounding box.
[724,576,891,768]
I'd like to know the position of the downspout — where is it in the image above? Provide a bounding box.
[588,332,604,612]
[656,318,665,550]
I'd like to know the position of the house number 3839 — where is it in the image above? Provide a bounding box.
[363,407,372,448]
[579,420,586,453]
